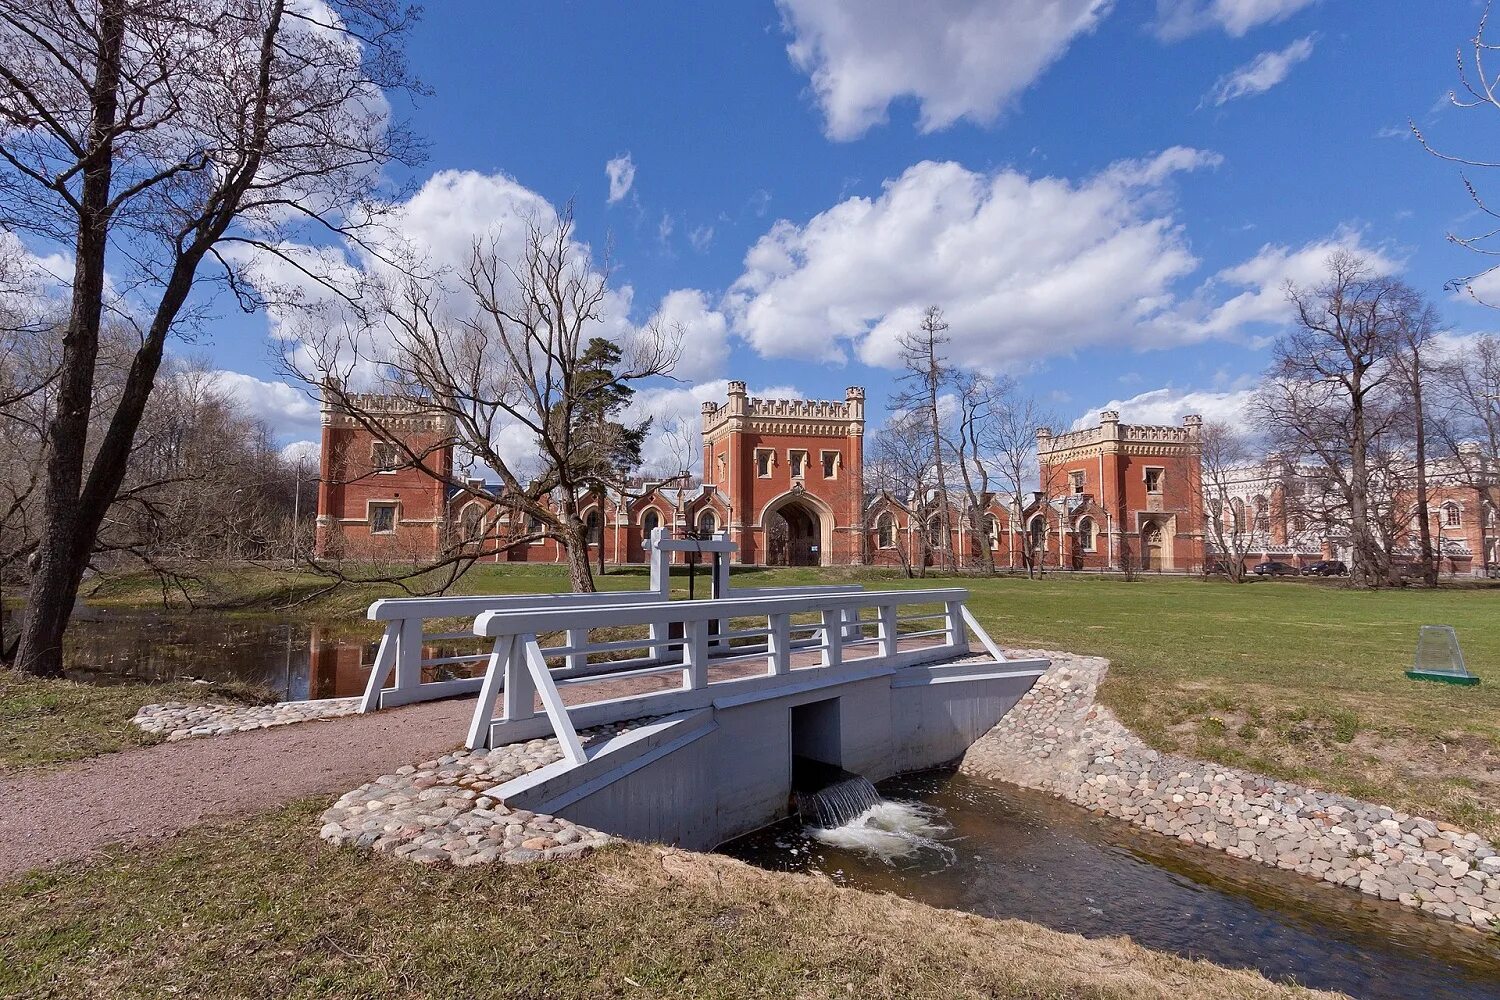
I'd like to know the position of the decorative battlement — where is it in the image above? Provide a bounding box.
[701,384,866,439]
[321,382,456,434]
[1039,413,1202,460]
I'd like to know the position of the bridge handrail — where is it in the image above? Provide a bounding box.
[466,586,1004,758]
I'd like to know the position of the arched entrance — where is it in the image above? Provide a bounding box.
[1141,520,1164,571]
[766,501,822,566]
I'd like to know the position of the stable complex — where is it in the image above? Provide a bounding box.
[314,383,1499,575]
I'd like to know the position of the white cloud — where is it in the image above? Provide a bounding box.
[1156,0,1318,39]
[725,148,1221,370]
[208,370,322,438]
[1073,386,1255,430]
[650,289,730,382]
[1205,35,1314,106]
[778,0,1113,140]
[605,153,636,204]
[689,225,715,253]
[1191,231,1400,339]
[280,439,320,464]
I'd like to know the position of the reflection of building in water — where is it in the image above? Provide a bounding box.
[306,628,378,701]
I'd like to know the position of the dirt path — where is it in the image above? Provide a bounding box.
[0,698,474,883]
[1,635,960,883]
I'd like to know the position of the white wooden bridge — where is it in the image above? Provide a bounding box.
[355,530,1048,848]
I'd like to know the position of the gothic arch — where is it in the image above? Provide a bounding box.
[760,488,835,566]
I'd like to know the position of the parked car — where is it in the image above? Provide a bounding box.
[1305,560,1348,577]
[1252,561,1300,576]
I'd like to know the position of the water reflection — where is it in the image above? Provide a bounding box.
[60,609,397,701]
[722,769,1500,1000]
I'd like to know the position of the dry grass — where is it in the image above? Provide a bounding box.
[0,672,275,770]
[0,799,1341,1000]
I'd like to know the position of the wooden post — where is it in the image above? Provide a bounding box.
[502,634,536,723]
[878,603,898,658]
[467,635,514,749]
[682,618,709,689]
[767,612,791,675]
[945,599,970,655]
[564,627,586,673]
[395,617,423,693]
[820,608,843,667]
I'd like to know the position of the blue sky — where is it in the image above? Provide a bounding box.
[178,0,1499,464]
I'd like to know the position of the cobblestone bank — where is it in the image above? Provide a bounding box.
[133,697,362,740]
[317,719,656,865]
[963,650,1500,930]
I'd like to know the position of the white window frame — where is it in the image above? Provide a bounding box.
[821,450,840,479]
[1144,466,1164,494]
[877,513,897,549]
[789,449,809,479]
[372,441,400,474]
[368,500,399,534]
[754,448,774,479]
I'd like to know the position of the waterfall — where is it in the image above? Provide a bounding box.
[793,769,883,829]
[791,756,955,864]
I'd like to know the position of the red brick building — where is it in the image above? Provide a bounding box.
[315,382,868,567]
[1035,411,1206,572]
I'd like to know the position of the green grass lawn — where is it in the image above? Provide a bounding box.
[0,799,1336,1000]
[32,562,1500,836]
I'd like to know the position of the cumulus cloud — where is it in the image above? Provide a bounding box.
[650,289,730,382]
[778,0,1112,140]
[1204,35,1314,106]
[1190,231,1399,339]
[605,153,636,204]
[280,439,320,464]
[1155,0,1317,39]
[725,148,1221,370]
[1073,386,1256,430]
[207,369,322,438]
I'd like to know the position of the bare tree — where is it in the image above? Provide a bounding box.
[1431,334,1500,575]
[988,386,1058,578]
[1196,421,1263,583]
[867,411,932,578]
[890,305,954,569]
[944,371,999,575]
[2,0,421,677]
[289,211,679,593]
[1389,287,1441,584]
[1251,251,1412,588]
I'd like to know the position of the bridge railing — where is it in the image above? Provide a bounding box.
[466,587,1009,756]
[357,528,864,711]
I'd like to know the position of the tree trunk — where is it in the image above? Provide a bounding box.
[559,511,597,593]
[1410,352,1437,586]
[13,1,125,679]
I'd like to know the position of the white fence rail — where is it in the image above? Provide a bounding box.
[357,529,863,712]
[466,586,1008,756]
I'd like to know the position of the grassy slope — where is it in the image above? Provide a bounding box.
[0,799,1337,1000]
[0,673,274,770]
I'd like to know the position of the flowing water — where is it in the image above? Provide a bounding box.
[723,768,1500,1000]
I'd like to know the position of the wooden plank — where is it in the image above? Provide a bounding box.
[681,619,709,690]
[961,605,1008,662]
[358,621,399,713]
[396,617,423,692]
[878,604,898,658]
[502,634,536,723]
[524,634,587,765]
[466,635,513,749]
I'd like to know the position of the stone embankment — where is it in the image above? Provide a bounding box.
[317,719,658,866]
[133,697,362,740]
[963,651,1500,929]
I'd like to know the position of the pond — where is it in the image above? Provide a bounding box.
[57,608,387,701]
[721,769,1500,1000]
